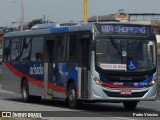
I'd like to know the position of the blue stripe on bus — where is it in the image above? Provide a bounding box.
[100,75,153,88]
[50,27,69,33]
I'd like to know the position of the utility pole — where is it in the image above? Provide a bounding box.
[84,0,88,22]
[20,0,24,31]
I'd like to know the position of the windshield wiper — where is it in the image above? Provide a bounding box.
[109,37,123,63]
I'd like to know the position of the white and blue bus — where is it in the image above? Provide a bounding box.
[2,22,158,110]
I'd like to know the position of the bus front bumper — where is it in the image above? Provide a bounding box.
[89,83,158,102]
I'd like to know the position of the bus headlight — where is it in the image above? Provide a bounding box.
[92,75,103,85]
[148,77,158,86]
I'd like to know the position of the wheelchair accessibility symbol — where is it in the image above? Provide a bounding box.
[128,60,137,71]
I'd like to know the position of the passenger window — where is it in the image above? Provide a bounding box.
[4,39,12,61]
[11,39,21,61]
[56,35,66,61]
[20,38,32,61]
[67,35,77,61]
[31,37,43,62]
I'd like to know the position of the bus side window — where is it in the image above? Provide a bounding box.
[79,38,90,68]
[56,35,66,62]
[66,34,77,62]
[10,38,32,61]
[44,35,56,63]
[20,38,31,61]
[45,41,54,63]
[31,37,44,62]
[11,38,21,61]
[4,39,11,62]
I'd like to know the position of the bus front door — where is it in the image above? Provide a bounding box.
[44,40,55,99]
[79,38,90,99]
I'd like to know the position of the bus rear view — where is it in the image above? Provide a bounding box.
[90,23,157,110]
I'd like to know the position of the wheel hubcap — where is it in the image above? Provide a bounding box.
[69,89,75,103]
[22,85,27,99]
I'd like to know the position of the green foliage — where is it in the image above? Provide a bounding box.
[27,19,43,29]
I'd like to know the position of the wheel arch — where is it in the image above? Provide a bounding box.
[66,78,75,90]
[66,78,81,108]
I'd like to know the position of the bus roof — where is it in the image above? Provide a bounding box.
[4,22,93,38]
[4,22,152,38]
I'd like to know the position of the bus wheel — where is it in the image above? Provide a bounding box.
[123,101,138,110]
[67,83,79,108]
[21,80,31,103]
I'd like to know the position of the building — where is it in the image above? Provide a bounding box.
[115,13,160,34]
[89,13,160,34]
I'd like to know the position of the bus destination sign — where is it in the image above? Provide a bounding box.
[96,24,151,35]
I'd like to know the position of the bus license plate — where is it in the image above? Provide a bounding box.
[121,91,132,95]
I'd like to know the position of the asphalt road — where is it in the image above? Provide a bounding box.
[0,85,160,120]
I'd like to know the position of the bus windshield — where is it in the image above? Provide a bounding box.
[96,38,156,72]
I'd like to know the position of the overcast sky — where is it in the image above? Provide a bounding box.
[0,0,160,26]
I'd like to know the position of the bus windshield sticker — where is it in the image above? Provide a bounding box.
[122,51,127,57]
[128,60,137,71]
[100,63,127,71]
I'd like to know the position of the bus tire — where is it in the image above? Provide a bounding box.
[21,80,31,103]
[67,82,80,108]
[123,101,138,110]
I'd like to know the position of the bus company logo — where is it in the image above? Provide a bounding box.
[30,64,44,75]
[134,83,139,86]
[113,82,123,86]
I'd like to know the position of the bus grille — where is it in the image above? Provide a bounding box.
[105,75,146,82]
[103,90,148,98]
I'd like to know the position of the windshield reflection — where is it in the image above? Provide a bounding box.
[96,38,156,72]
